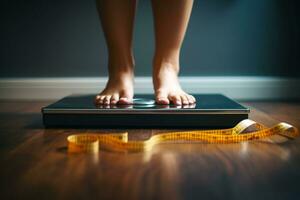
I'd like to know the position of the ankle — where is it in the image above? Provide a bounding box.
[153,53,180,73]
[108,69,134,81]
[108,51,135,72]
[153,60,180,77]
[108,62,134,79]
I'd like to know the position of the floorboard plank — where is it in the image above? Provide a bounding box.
[0,101,300,200]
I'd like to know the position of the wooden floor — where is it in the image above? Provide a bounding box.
[1,100,300,200]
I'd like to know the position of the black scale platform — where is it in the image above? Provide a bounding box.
[42,94,249,128]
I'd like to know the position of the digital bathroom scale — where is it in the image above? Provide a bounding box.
[42,94,249,128]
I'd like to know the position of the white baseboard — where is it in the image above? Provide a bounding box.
[0,76,299,100]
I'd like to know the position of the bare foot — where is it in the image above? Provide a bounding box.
[153,62,196,105]
[95,71,134,105]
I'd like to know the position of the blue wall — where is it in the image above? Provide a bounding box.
[0,0,299,77]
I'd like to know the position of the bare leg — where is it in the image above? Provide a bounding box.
[151,0,195,105]
[95,0,137,105]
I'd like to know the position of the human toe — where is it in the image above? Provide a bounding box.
[95,95,105,104]
[187,95,196,104]
[94,95,101,104]
[169,94,182,105]
[181,95,189,105]
[156,91,170,104]
[110,94,119,105]
[103,95,111,105]
[118,92,133,104]
[118,97,132,104]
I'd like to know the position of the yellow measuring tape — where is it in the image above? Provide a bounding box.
[67,119,299,154]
